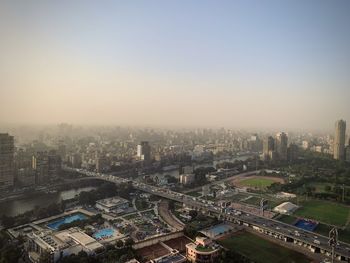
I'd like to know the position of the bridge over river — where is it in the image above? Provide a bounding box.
[64,167,350,262]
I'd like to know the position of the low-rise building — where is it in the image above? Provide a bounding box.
[95,196,130,213]
[273,202,298,214]
[275,192,297,199]
[26,227,103,263]
[186,237,221,263]
[150,251,186,263]
[179,174,195,185]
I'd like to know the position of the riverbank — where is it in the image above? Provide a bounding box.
[0,178,104,203]
[0,185,98,217]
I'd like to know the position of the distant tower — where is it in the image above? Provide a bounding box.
[262,136,274,161]
[275,132,288,161]
[334,120,346,160]
[345,139,350,163]
[32,152,49,185]
[0,133,14,189]
[137,141,151,163]
[287,144,299,162]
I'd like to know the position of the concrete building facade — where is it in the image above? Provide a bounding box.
[275,132,288,161]
[346,139,350,163]
[179,174,195,185]
[334,119,346,160]
[32,152,49,185]
[0,133,14,189]
[262,136,274,161]
[186,237,220,263]
[26,228,103,263]
[137,141,151,163]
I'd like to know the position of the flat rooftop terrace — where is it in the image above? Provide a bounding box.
[96,196,129,208]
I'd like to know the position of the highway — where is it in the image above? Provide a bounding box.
[64,167,350,262]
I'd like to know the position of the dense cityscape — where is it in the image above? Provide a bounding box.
[0,120,349,263]
[1,1,350,263]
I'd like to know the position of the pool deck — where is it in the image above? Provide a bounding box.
[32,208,96,226]
[94,227,125,243]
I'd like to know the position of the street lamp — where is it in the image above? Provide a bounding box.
[260,198,265,217]
[328,227,338,263]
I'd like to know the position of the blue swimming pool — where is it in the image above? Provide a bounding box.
[294,219,318,232]
[47,213,87,230]
[93,228,114,239]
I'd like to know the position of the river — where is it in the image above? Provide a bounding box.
[1,155,253,217]
[0,186,97,217]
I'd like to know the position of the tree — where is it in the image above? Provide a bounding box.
[116,240,124,248]
[0,231,21,263]
[325,185,332,192]
[39,249,51,263]
[184,225,197,239]
[0,215,14,229]
[165,175,178,184]
[124,238,134,247]
[189,210,198,219]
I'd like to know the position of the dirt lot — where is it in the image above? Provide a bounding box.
[136,243,169,262]
[164,236,192,252]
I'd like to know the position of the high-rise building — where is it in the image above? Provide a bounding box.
[32,152,49,185]
[302,140,309,150]
[346,139,350,163]
[287,144,299,162]
[96,155,108,173]
[334,119,346,160]
[48,150,62,178]
[276,132,288,161]
[137,141,151,162]
[262,136,274,161]
[0,133,14,189]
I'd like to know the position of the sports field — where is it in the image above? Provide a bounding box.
[218,231,311,263]
[239,177,276,188]
[295,200,350,226]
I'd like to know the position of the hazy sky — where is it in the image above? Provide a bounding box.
[0,1,349,130]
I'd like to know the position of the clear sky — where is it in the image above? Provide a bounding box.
[0,0,349,130]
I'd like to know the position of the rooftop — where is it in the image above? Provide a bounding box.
[152,253,186,263]
[186,242,219,254]
[274,202,298,212]
[96,196,129,208]
[29,227,103,253]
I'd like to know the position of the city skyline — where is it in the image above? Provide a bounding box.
[1,1,350,130]
[2,2,350,262]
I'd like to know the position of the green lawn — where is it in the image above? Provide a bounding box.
[240,178,276,188]
[307,182,332,193]
[307,182,350,194]
[240,196,261,206]
[314,224,350,244]
[294,200,350,226]
[196,245,215,252]
[277,214,297,224]
[219,231,311,263]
